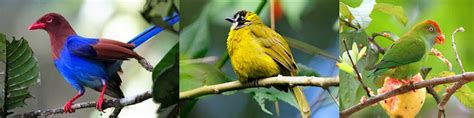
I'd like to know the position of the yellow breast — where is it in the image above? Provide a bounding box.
[227,27,280,82]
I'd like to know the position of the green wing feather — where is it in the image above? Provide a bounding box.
[250,25,297,75]
[374,38,426,70]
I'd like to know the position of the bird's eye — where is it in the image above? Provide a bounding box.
[428,26,434,32]
[45,16,53,23]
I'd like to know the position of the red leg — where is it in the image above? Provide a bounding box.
[96,79,107,111]
[64,90,84,113]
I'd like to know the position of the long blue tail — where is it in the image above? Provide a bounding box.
[128,13,179,48]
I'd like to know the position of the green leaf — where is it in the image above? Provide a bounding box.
[179,12,210,59]
[0,34,6,62]
[341,0,362,7]
[0,35,40,113]
[296,63,320,77]
[339,29,381,110]
[178,62,230,117]
[141,0,179,29]
[374,3,407,26]
[153,43,178,109]
[242,88,299,115]
[179,63,231,92]
[455,83,474,110]
[284,36,339,61]
[339,2,353,21]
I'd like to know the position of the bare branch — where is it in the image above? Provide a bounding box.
[179,76,339,100]
[437,27,466,118]
[13,92,152,118]
[340,72,474,117]
[451,27,465,73]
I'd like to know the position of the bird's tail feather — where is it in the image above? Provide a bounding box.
[128,13,180,48]
[291,86,310,118]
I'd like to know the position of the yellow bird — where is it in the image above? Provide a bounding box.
[225,10,310,117]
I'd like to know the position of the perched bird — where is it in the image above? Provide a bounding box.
[225,10,310,117]
[369,20,445,85]
[28,13,177,112]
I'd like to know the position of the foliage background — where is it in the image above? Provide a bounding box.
[180,0,339,117]
[340,0,474,117]
[0,0,177,117]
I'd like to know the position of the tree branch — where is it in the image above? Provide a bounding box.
[339,72,474,117]
[13,91,152,118]
[179,76,339,100]
[437,27,466,118]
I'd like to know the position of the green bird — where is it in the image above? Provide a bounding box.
[369,20,445,85]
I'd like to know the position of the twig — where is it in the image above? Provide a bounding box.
[342,39,372,97]
[179,76,339,100]
[368,37,385,54]
[325,88,339,106]
[451,27,465,73]
[437,27,466,118]
[426,86,445,117]
[339,18,360,30]
[13,91,152,118]
[340,72,474,117]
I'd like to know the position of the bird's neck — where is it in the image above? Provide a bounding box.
[46,25,76,59]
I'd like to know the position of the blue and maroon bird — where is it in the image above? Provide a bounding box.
[28,13,163,113]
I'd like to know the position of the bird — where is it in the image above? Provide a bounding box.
[225,10,310,117]
[28,12,178,113]
[369,20,445,86]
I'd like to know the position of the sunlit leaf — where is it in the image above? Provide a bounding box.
[455,83,474,110]
[374,3,408,26]
[179,63,231,92]
[243,88,298,115]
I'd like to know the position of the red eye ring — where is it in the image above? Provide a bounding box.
[45,16,53,23]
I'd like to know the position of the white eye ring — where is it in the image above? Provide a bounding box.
[428,26,434,32]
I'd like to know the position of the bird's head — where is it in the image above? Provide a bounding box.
[225,10,262,30]
[413,20,445,45]
[28,13,71,32]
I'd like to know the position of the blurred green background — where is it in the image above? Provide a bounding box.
[0,0,177,117]
[180,0,338,117]
[341,0,474,117]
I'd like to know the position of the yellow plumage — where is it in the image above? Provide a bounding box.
[226,10,310,118]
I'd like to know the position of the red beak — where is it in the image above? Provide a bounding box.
[28,22,46,30]
[435,34,445,44]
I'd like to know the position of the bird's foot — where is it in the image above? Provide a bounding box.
[96,97,105,112]
[138,59,154,72]
[63,101,75,113]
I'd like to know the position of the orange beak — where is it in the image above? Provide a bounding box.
[435,34,445,44]
[28,22,46,30]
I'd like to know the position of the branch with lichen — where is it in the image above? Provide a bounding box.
[13,91,152,118]
[179,76,339,100]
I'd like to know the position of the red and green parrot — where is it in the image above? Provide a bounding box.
[369,20,445,84]
[28,13,178,113]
